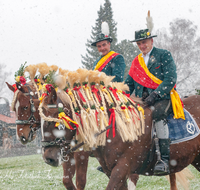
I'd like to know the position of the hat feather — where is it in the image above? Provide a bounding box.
[101,22,109,36]
[146,10,154,33]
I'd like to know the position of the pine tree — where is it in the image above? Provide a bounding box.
[81,0,118,69]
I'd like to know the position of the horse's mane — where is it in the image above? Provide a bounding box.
[51,69,145,150]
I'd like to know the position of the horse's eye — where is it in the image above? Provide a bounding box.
[23,106,28,110]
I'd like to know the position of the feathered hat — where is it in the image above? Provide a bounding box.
[91,21,113,46]
[130,11,157,42]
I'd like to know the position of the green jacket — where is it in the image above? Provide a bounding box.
[93,53,126,82]
[125,47,177,100]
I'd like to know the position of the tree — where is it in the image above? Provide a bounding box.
[154,19,200,96]
[0,64,12,102]
[81,0,118,69]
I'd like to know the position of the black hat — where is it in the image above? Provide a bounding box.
[91,22,112,46]
[130,29,157,42]
[91,33,112,46]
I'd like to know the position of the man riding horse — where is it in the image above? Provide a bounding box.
[125,27,185,175]
[92,21,126,82]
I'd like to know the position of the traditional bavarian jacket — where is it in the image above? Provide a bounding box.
[93,51,126,82]
[125,47,177,100]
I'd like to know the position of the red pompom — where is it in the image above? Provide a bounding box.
[45,84,53,93]
[20,76,26,85]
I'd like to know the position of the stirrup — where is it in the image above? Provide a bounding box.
[154,160,169,175]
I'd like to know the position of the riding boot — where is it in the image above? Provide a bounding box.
[154,138,170,175]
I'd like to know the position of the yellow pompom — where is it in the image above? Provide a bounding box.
[15,76,20,82]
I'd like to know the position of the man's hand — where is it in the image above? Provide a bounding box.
[144,91,159,106]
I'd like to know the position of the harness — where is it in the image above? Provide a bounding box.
[40,97,75,162]
[40,97,113,162]
[15,85,40,133]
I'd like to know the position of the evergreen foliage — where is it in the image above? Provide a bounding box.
[81,0,118,70]
[81,0,140,80]
[14,61,27,78]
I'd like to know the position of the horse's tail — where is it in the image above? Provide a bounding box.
[166,167,194,190]
[175,167,194,190]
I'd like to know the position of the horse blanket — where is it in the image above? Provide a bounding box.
[168,109,200,144]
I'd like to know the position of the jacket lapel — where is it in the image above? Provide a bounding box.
[147,47,157,70]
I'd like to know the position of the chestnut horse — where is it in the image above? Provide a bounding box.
[40,87,198,190]
[6,82,90,190]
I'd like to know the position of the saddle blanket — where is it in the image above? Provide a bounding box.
[167,109,200,144]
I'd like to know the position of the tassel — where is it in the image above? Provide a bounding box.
[106,108,116,138]
[83,84,92,100]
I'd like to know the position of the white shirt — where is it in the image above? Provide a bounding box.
[142,47,153,66]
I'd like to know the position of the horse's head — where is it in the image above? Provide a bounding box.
[40,87,76,167]
[6,82,40,144]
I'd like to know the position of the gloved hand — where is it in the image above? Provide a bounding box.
[144,91,159,106]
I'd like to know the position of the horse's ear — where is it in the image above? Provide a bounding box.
[15,82,26,93]
[6,82,15,92]
[47,87,57,104]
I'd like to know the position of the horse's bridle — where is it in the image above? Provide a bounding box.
[41,99,75,162]
[41,136,73,162]
[15,85,41,133]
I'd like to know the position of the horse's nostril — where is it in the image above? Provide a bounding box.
[47,158,54,163]
[45,158,59,167]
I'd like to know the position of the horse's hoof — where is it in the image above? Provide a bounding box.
[97,166,104,173]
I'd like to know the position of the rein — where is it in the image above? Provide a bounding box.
[65,123,112,155]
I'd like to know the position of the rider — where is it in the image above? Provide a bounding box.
[125,28,184,175]
[91,22,126,173]
[91,22,126,82]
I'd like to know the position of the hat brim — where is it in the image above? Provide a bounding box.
[91,38,113,46]
[130,35,157,42]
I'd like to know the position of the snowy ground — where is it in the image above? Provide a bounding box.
[0,154,200,189]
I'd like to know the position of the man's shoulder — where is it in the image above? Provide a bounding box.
[112,53,124,61]
[152,47,171,55]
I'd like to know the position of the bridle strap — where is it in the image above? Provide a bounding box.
[41,138,72,148]
[15,85,41,128]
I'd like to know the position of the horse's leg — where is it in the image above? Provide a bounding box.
[191,153,200,171]
[128,174,139,190]
[62,154,76,190]
[169,173,178,190]
[74,151,89,190]
[106,163,129,190]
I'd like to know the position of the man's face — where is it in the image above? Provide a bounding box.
[136,38,153,55]
[96,40,111,56]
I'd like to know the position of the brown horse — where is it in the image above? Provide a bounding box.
[6,82,90,190]
[40,86,198,190]
[6,82,40,143]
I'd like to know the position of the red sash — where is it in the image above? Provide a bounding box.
[129,56,158,89]
[94,51,119,72]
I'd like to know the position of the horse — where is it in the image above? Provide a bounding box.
[6,82,41,144]
[40,85,199,190]
[6,81,90,190]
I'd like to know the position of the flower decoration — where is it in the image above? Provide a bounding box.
[15,76,26,85]
[14,62,27,85]
[140,31,151,38]
[45,84,54,93]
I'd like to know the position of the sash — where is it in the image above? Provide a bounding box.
[129,53,185,120]
[94,51,119,71]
